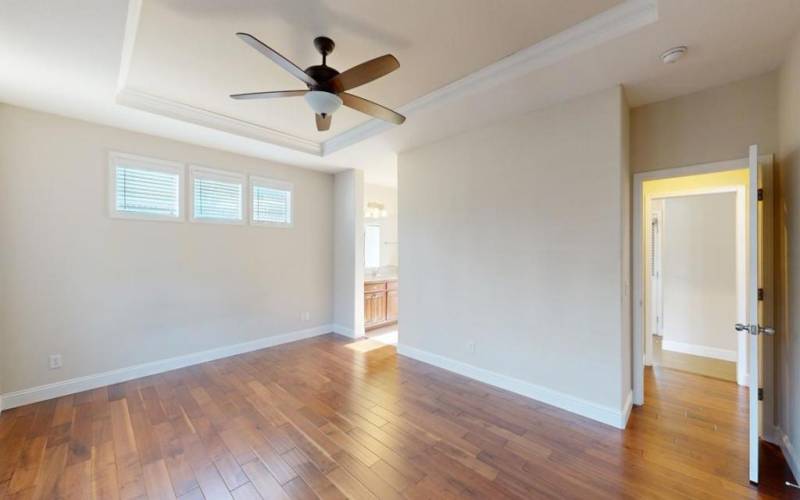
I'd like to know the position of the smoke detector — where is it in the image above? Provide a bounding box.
[661,46,688,64]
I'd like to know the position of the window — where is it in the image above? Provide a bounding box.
[365,224,381,268]
[250,176,293,227]
[109,152,183,221]
[190,166,244,223]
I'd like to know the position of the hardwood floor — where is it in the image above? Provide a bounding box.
[0,333,797,499]
[653,335,738,382]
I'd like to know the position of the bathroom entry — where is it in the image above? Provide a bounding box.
[363,183,399,343]
[648,190,746,383]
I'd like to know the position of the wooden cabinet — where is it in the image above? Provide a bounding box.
[364,279,398,330]
[365,291,387,327]
[386,289,398,322]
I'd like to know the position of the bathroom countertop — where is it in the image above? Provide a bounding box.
[364,276,398,284]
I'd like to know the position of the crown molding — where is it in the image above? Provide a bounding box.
[117,0,142,94]
[117,88,322,155]
[322,0,658,155]
[115,0,657,158]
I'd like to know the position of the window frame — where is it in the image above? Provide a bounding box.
[249,175,294,228]
[108,151,185,222]
[189,165,246,225]
[364,223,381,269]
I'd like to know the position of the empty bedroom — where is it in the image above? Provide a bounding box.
[1,0,800,498]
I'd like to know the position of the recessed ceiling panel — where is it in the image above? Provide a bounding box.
[124,0,622,143]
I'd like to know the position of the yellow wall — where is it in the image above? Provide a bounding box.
[643,168,749,199]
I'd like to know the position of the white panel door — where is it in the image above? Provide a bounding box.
[738,144,774,484]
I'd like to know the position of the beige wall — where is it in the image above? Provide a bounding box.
[661,193,738,355]
[0,104,334,394]
[620,89,632,400]
[631,71,778,173]
[777,31,800,476]
[398,86,631,426]
[364,183,398,270]
[333,169,364,338]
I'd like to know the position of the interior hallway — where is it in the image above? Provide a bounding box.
[0,334,796,499]
[653,335,738,382]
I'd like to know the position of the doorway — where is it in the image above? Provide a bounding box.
[632,151,776,485]
[633,159,764,403]
[646,186,747,384]
[363,183,399,345]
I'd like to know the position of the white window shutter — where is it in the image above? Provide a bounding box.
[250,177,293,226]
[191,167,244,223]
[109,152,183,221]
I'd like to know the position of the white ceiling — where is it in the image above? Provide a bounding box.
[1,0,800,187]
[127,0,620,141]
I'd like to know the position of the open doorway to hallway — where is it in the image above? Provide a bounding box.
[647,184,747,383]
[632,151,782,487]
[639,166,751,388]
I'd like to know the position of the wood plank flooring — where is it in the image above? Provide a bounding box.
[0,333,797,499]
[653,335,738,382]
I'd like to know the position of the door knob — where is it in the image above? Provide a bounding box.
[759,326,775,336]
[734,323,775,335]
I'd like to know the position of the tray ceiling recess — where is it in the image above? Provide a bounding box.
[116,0,657,157]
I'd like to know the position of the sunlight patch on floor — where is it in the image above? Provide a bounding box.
[345,330,397,352]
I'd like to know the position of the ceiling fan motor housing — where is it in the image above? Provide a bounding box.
[307,37,340,91]
[305,65,340,90]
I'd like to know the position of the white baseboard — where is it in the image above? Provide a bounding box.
[332,324,358,338]
[397,343,631,429]
[774,426,800,483]
[661,339,737,362]
[0,324,333,411]
[621,390,633,428]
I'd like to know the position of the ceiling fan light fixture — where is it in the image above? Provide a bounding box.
[304,91,342,116]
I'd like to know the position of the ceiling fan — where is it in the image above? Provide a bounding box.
[230,33,406,132]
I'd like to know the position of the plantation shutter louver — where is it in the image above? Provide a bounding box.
[110,153,183,220]
[191,167,244,222]
[251,177,293,226]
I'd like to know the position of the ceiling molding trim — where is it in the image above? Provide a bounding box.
[116,88,323,156]
[117,0,143,93]
[322,0,658,156]
[115,0,656,158]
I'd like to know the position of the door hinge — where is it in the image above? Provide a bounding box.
[758,288,764,301]
[757,188,764,201]
[758,388,764,401]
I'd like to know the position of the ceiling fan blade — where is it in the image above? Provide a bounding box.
[230,90,308,100]
[340,93,405,125]
[316,113,332,131]
[328,55,399,92]
[236,32,317,86]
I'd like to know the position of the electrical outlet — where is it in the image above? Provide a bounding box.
[302,311,311,321]
[467,341,476,354]
[49,354,62,369]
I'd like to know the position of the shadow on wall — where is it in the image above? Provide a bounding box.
[776,148,796,433]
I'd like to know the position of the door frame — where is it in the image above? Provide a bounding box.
[645,187,747,384]
[649,202,664,343]
[632,155,773,406]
